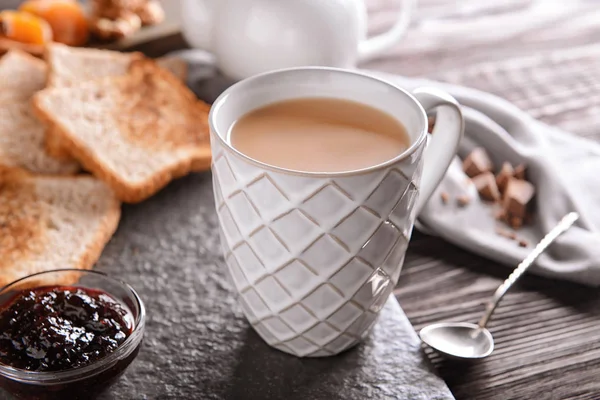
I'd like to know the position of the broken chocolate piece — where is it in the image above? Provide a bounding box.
[496,162,514,194]
[440,191,449,204]
[514,164,527,180]
[472,172,501,202]
[428,116,436,134]
[462,147,494,178]
[457,195,470,207]
[509,216,523,230]
[503,178,535,224]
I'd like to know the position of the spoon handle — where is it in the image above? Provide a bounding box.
[478,212,579,329]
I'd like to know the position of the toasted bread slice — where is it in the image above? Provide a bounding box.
[44,44,189,161]
[0,50,78,174]
[34,59,211,203]
[0,51,79,174]
[156,56,188,81]
[45,43,144,88]
[0,50,47,103]
[0,102,79,174]
[0,167,121,287]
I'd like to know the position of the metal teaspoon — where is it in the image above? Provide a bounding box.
[419,212,579,359]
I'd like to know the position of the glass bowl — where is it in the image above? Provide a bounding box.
[0,269,145,400]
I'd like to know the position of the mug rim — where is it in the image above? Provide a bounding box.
[209,66,428,178]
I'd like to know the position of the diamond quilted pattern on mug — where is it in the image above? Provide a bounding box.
[324,334,356,354]
[252,321,278,345]
[261,316,296,341]
[391,254,406,284]
[381,236,408,282]
[327,302,364,331]
[270,209,321,255]
[275,260,320,298]
[300,235,352,278]
[352,268,391,310]
[217,205,242,248]
[345,311,379,338]
[303,322,340,346]
[333,169,387,203]
[238,295,258,323]
[248,227,290,270]
[283,337,319,357]
[255,276,292,312]
[245,174,291,222]
[280,304,318,333]
[389,183,419,237]
[227,191,262,236]
[358,221,401,270]
[225,253,248,291]
[213,154,239,198]
[369,282,394,314]
[241,287,271,320]
[218,228,229,257]
[329,258,374,298]
[407,143,425,176]
[212,173,224,208]
[269,173,325,204]
[226,152,265,186]
[302,284,344,320]
[300,184,356,230]
[364,169,408,218]
[233,243,266,283]
[331,207,381,254]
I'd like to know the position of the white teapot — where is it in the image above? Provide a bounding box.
[180,0,415,80]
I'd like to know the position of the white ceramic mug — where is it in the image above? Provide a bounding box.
[209,67,463,357]
[180,0,417,79]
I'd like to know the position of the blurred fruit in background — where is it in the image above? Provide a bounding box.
[0,9,52,45]
[19,0,89,46]
[0,0,166,51]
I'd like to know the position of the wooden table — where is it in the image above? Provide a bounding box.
[366,1,600,399]
[129,1,600,399]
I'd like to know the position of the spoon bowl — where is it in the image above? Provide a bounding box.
[418,212,579,360]
[419,322,494,359]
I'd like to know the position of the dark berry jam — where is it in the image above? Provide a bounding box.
[0,286,133,372]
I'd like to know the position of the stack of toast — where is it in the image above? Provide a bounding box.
[0,44,211,286]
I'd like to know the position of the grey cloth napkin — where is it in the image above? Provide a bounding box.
[172,49,600,287]
[387,75,600,287]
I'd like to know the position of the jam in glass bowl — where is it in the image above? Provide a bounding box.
[0,269,145,400]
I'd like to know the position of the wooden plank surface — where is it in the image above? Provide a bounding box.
[122,1,599,398]
[367,1,600,399]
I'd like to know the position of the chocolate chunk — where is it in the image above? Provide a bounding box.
[462,148,494,178]
[514,164,527,180]
[509,216,523,230]
[440,191,449,204]
[503,178,535,223]
[428,116,436,134]
[496,162,514,194]
[456,195,470,207]
[472,172,500,202]
[518,239,528,247]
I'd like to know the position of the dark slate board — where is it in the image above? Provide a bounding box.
[1,171,453,400]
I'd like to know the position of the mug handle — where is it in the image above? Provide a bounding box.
[412,87,464,215]
[358,0,417,62]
